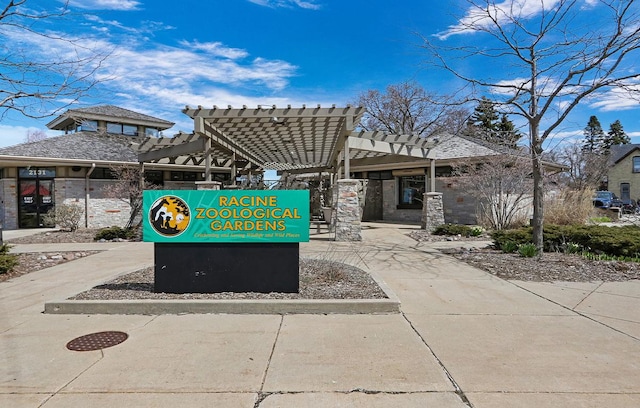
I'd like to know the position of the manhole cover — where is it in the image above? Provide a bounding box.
[66,331,128,351]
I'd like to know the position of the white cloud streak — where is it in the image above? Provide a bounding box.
[66,0,141,10]
[247,0,321,10]
[436,0,599,40]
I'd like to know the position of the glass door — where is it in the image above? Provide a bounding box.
[18,179,55,228]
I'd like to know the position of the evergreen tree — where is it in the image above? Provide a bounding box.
[469,97,499,130]
[602,120,630,150]
[582,115,605,153]
[466,97,520,148]
[495,114,521,148]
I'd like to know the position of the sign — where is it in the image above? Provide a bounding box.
[143,190,310,243]
[18,167,56,178]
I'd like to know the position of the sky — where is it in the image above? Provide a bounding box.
[1,0,639,150]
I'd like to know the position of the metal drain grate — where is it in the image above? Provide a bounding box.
[66,331,128,351]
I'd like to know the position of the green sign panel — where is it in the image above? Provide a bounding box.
[143,190,310,243]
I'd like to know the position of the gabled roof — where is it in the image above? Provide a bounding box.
[610,144,640,164]
[46,105,175,131]
[0,132,139,163]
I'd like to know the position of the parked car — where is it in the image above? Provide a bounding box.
[592,191,623,209]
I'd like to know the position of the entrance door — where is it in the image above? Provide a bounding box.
[19,179,55,228]
[620,183,631,202]
[362,179,383,221]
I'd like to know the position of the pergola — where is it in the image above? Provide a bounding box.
[134,104,442,184]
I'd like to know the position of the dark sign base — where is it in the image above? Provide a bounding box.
[154,243,299,294]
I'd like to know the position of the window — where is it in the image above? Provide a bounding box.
[398,175,425,209]
[89,167,118,179]
[107,122,122,134]
[145,127,159,137]
[144,170,163,186]
[368,170,393,180]
[123,124,137,136]
[633,157,640,173]
[79,120,98,132]
[107,122,138,136]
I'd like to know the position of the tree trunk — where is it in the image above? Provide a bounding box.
[530,125,544,251]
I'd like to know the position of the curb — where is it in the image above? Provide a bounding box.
[44,298,401,315]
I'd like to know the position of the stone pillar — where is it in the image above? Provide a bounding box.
[421,192,445,232]
[334,179,362,241]
[195,181,222,190]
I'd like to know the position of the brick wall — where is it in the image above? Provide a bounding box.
[381,178,479,225]
[0,178,18,229]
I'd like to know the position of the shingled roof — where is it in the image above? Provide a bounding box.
[610,144,640,164]
[0,132,139,163]
[46,105,175,131]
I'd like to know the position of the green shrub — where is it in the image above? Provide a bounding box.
[433,224,474,237]
[94,226,134,241]
[470,226,484,237]
[501,241,519,253]
[563,242,582,254]
[0,244,18,274]
[491,228,533,249]
[518,243,539,257]
[491,224,640,258]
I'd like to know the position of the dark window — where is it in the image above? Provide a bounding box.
[633,157,640,173]
[145,127,159,137]
[183,172,198,181]
[398,175,425,209]
[368,170,393,180]
[144,170,163,186]
[89,167,118,179]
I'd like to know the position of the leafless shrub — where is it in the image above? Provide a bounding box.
[452,155,533,230]
[545,188,596,225]
[42,203,83,231]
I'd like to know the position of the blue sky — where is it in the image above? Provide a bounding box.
[1,0,639,149]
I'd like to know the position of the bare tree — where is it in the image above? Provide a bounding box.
[355,81,468,136]
[0,0,108,120]
[451,155,533,230]
[103,164,160,230]
[24,129,48,143]
[555,143,609,191]
[423,0,640,249]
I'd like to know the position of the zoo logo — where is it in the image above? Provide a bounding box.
[149,195,191,237]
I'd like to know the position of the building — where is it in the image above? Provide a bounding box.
[0,106,231,229]
[0,104,554,231]
[607,144,640,204]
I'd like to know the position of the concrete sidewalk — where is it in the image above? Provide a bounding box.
[1,224,639,407]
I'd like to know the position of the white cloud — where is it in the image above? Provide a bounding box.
[247,0,321,10]
[437,0,571,40]
[588,85,640,112]
[178,41,249,59]
[66,0,141,10]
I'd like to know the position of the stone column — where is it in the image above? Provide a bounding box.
[195,181,222,190]
[334,179,362,241]
[421,192,445,232]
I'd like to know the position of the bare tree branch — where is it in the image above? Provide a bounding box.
[0,0,111,119]
[422,0,640,249]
